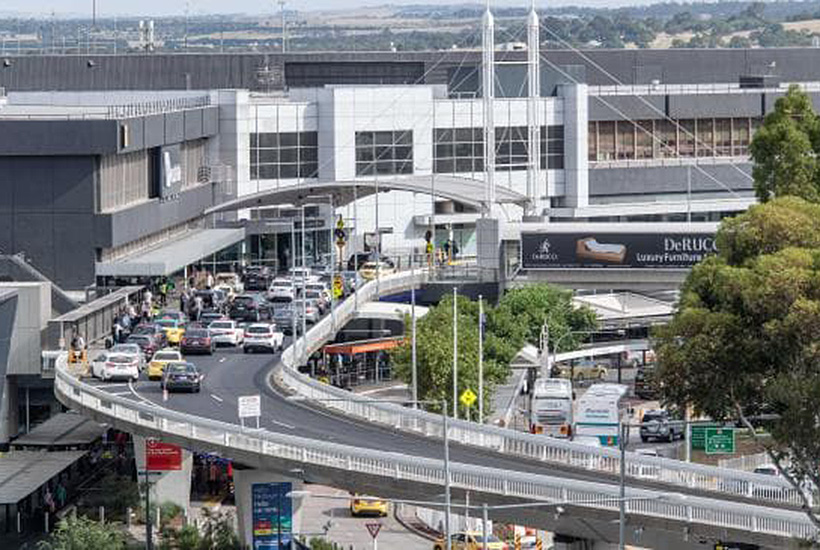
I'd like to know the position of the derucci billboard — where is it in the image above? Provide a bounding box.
[521,232,717,269]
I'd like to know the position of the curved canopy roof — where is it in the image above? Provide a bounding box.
[206,175,528,214]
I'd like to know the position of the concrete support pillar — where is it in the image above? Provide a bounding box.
[132,435,193,512]
[559,83,589,209]
[476,217,500,282]
[233,469,305,549]
[0,376,18,451]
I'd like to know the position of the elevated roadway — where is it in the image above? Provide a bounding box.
[55,271,818,549]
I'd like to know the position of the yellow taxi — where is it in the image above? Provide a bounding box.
[155,318,186,345]
[359,261,396,281]
[147,349,183,381]
[433,532,508,550]
[349,494,388,517]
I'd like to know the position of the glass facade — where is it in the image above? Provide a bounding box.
[355,130,414,176]
[434,128,485,174]
[250,132,319,180]
[588,117,762,162]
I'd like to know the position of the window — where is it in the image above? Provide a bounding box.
[656,120,677,158]
[635,120,654,159]
[616,121,635,160]
[250,131,318,180]
[714,118,732,156]
[540,125,564,169]
[588,122,598,161]
[355,130,414,176]
[733,118,751,156]
[434,127,483,174]
[696,119,714,157]
[495,126,529,171]
[597,121,616,161]
[678,119,696,158]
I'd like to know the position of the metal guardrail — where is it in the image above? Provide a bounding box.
[53,356,817,542]
[278,272,812,512]
[52,269,820,542]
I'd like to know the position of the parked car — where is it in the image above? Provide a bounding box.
[147,349,184,380]
[347,252,376,272]
[268,278,295,303]
[91,352,140,382]
[215,272,244,293]
[180,328,215,355]
[125,334,160,360]
[243,323,285,353]
[162,361,202,393]
[229,294,271,322]
[551,359,608,381]
[359,261,396,280]
[209,320,245,346]
[433,532,507,550]
[349,494,388,517]
[155,318,186,345]
[109,343,146,371]
[640,409,685,443]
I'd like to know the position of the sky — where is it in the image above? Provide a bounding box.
[0,0,725,17]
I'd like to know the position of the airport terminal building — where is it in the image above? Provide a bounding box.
[1,45,819,288]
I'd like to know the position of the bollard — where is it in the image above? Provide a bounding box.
[126,507,132,529]
[156,506,161,531]
[100,506,105,524]
[45,511,49,534]
[16,511,20,533]
[183,507,189,527]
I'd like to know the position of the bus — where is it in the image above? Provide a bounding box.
[529,378,573,438]
[574,383,629,447]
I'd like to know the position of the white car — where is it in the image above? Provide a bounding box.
[305,281,331,302]
[92,352,140,381]
[215,272,244,293]
[209,320,245,346]
[109,343,146,371]
[268,278,295,302]
[243,323,285,353]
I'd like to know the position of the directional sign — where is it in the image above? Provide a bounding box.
[238,395,261,418]
[690,423,719,451]
[333,275,344,299]
[460,388,477,408]
[145,440,182,471]
[705,427,735,455]
[365,523,382,539]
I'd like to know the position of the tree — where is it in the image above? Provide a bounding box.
[37,516,125,550]
[750,85,820,202]
[654,196,820,529]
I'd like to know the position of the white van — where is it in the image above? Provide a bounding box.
[529,378,573,438]
[574,383,629,447]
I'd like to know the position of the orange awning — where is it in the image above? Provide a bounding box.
[323,337,404,356]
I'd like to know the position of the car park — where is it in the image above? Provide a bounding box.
[243,323,285,353]
[91,352,140,382]
[229,294,271,322]
[155,318,186,345]
[162,361,202,393]
[640,409,685,443]
[109,343,146,371]
[268,278,295,303]
[147,349,184,380]
[209,320,245,346]
[180,328,215,355]
[349,494,388,517]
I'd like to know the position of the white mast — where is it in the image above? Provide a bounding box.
[527,0,541,216]
[482,1,496,213]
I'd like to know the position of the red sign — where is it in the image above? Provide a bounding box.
[366,523,382,539]
[145,440,182,471]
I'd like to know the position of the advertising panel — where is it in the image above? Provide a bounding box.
[252,482,293,549]
[521,232,717,269]
[145,440,183,471]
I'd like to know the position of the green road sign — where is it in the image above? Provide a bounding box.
[690,423,719,451]
[705,427,735,454]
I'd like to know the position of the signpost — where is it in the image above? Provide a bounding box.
[690,423,719,451]
[460,388,477,409]
[332,275,344,300]
[252,482,292,549]
[705,427,736,455]
[366,522,382,550]
[238,394,261,430]
[143,438,183,550]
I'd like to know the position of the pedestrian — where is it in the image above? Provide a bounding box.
[44,487,55,514]
[194,294,204,321]
[113,321,122,345]
[141,300,151,322]
[55,483,67,509]
[206,271,214,290]
[144,288,153,306]
[180,290,189,314]
[208,460,219,496]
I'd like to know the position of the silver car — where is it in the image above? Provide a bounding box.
[292,299,320,324]
[110,343,146,371]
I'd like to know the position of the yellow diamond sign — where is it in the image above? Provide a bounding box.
[460,388,477,408]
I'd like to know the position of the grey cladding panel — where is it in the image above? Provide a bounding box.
[120,118,145,152]
[164,111,185,144]
[588,95,665,121]
[0,120,118,155]
[144,114,165,149]
[669,93,762,118]
[184,110,203,140]
[589,164,753,196]
[203,108,219,135]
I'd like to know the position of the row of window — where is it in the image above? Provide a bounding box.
[588,118,761,162]
[355,130,414,176]
[434,126,565,174]
[250,131,319,180]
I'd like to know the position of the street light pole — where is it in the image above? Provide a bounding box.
[301,206,308,365]
[478,294,484,423]
[411,255,418,408]
[443,399,452,550]
[452,286,458,419]
[619,420,626,550]
[291,220,297,356]
[481,502,489,550]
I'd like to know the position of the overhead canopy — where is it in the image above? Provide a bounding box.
[572,292,674,329]
[96,228,245,277]
[12,412,106,450]
[323,336,404,355]
[205,175,529,215]
[0,451,87,504]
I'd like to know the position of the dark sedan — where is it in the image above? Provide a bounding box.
[179,328,215,355]
[131,323,169,348]
[125,334,160,359]
[162,362,202,393]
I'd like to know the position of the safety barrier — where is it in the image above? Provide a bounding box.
[278,270,811,511]
[54,359,818,543]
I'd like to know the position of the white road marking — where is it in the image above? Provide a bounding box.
[210,394,224,403]
[109,391,132,396]
[270,420,295,430]
[219,357,226,363]
[358,384,408,396]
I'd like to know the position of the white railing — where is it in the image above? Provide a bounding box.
[278,271,811,511]
[719,453,773,472]
[54,358,818,542]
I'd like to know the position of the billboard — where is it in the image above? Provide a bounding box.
[521,232,717,269]
[145,440,183,471]
[159,144,183,200]
[252,482,293,549]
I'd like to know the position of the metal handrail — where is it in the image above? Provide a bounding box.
[53,358,817,541]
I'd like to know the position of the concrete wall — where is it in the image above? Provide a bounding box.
[0,282,50,376]
[0,290,18,449]
[132,435,194,512]
[589,163,753,198]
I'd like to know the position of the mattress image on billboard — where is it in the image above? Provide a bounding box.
[575,237,627,264]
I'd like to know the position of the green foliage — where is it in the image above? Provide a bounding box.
[79,474,140,523]
[308,538,337,550]
[37,515,125,550]
[197,507,242,550]
[751,85,820,202]
[391,283,596,418]
[174,525,202,550]
[654,196,820,519]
